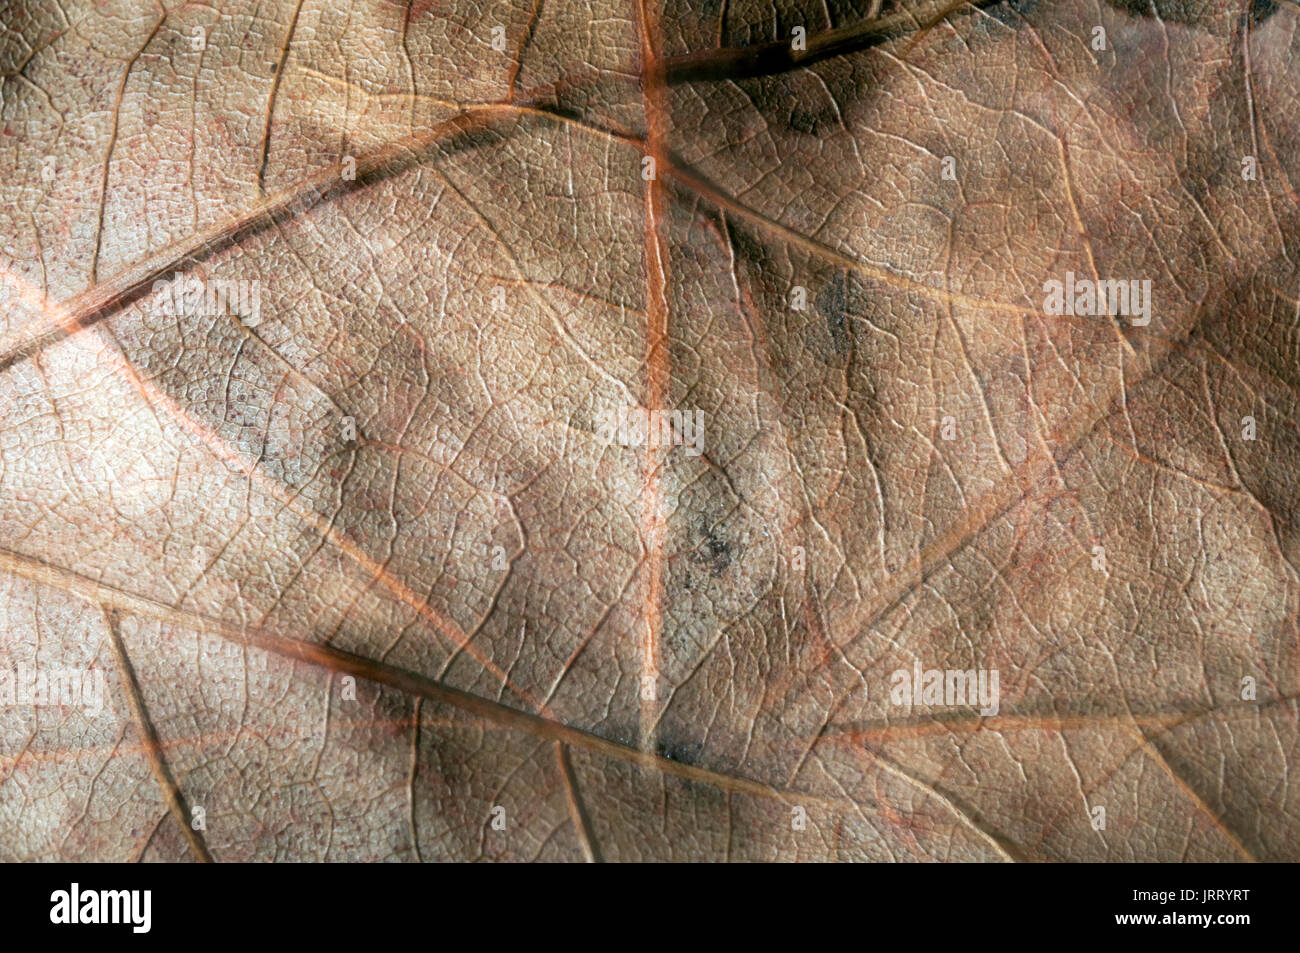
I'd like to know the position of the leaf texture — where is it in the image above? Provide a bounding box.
[1,0,1298,861]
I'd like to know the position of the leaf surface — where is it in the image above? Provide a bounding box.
[1,0,1298,861]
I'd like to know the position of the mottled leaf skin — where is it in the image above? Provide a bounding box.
[0,0,1297,862]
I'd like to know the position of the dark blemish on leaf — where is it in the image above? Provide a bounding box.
[1250,0,1278,24]
[1102,0,1276,27]
[779,74,843,137]
[656,738,702,765]
[690,522,733,577]
[980,0,1045,28]
[816,272,851,356]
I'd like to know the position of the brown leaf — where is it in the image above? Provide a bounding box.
[1,0,1297,861]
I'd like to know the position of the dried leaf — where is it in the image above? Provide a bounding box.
[1,0,1298,861]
